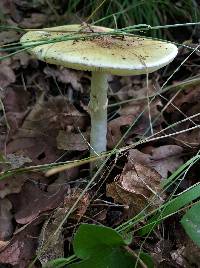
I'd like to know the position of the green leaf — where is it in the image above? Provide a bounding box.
[69,247,136,268]
[181,202,200,247]
[139,252,154,268]
[69,224,153,268]
[44,258,69,268]
[73,224,130,259]
[139,182,200,236]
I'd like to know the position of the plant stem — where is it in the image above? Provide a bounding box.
[89,71,108,155]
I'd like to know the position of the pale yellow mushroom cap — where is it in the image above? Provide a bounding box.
[20,24,178,75]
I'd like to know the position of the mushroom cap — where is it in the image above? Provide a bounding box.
[20,24,178,75]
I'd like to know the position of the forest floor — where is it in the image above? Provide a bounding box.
[0,1,200,267]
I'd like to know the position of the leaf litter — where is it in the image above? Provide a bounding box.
[0,3,200,267]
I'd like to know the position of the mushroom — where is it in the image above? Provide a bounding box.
[20,24,178,157]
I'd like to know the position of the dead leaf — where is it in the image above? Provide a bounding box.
[107,162,164,216]
[6,95,88,164]
[144,145,183,178]
[3,87,30,134]
[107,99,163,148]
[0,31,20,45]
[166,85,200,114]
[57,130,89,151]
[63,188,90,220]
[44,66,84,92]
[173,128,200,148]
[9,182,68,224]
[107,115,134,148]
[47,168,79,193]
[0,175,26,198]
[183,237,200,267]
[127,146,183,179]
[0,198,13,240]
[114,77,157,101]
[19,13,48,28]
[36,187,89,265]
[6,153,32,168]
[0,218,41,267]
[0,63,16,88]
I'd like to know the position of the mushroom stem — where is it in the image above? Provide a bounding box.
[89,71,108,156]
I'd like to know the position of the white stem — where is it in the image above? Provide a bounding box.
[89,71,108,156]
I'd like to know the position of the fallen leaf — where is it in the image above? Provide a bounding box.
[107,162,164,216]
[36,187,89,265]
[145,145,183,178]
[3,87,30,134]
[173,128,200,148]
[127,146,183,179]
[0,175,26,198]
[57,130,89,151]
[19,13,48,28]
[114,77,157,101]
[166,85,200,114]
[107,99,163,148]
[0,198,13,240]
[0,63,16,88]
[6,153,32,168]
[6,95,88,164]
[9,182,68,224]
[44,66,84,92]
[0,217,42,267]
[0,31,20,45]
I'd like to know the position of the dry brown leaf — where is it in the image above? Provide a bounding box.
[144,145,183,178]
[9,182,68,224]
[63,188,90,220]
[174,128,200,148]
[36,187,89,265]
[107,99,163,148]
[3,87,30,134]
[0,218,41,268]
[0,175,26,199]
[107,162,164,216]
[128,146,183,179]
[114,77,157,101]
[0,31,20,45]
[6,153,32,168]
[0,198,13,240]
[19,13,47,28]
[57,130,89,151]
[6,95,88,164]
[0,63,16,88]
[44,66,84,91]
[166,85,200,113]
[107,115,134,148]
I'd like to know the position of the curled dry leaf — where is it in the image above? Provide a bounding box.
[107,162,164,216]
[128,146,183,179]
[37,187,89,265]
[0,198,13,240]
